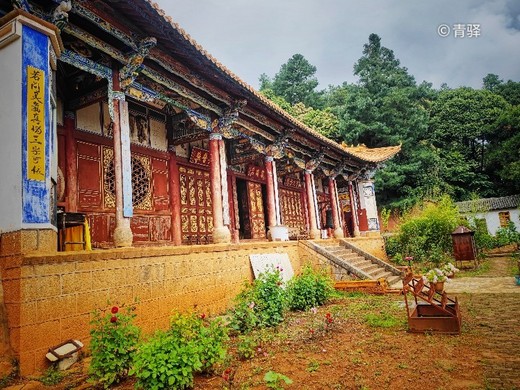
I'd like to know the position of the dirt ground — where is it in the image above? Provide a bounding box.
[4,256,520,390]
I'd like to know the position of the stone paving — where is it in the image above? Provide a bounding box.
[448,256,520,390]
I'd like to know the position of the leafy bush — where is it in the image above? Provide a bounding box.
[494,222,520,247]
[236,335,257,360]
[131,330,201,390]
[169,312,228,373]
[132,312,228,389]
[230,267,286,332]
[89,305,140,388]
[286,265,333,311]
[388,196,461,264]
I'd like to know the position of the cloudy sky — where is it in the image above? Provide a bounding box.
[155,0,520,90]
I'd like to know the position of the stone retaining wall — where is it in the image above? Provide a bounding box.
[0,242,303,375]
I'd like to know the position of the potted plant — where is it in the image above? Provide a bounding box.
[423,268,448,292]
[441,262,459,278]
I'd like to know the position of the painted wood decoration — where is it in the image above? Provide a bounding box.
[179,166,213,244]
[247,181,266,239]
[189,146,210,166]
[284,176,302,189]
[279,189,305,230]
[247,165,266,181]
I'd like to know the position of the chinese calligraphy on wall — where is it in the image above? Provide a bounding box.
[26,65,45,181]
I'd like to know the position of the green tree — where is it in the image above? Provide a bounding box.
[485,105,520,193]
[269,54,322,108]
[483,73,520,105]
[429,87,509,198]
[333,33,434,209]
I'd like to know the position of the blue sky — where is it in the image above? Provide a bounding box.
[156,0,520,90]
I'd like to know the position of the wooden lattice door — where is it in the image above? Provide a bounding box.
[247,181,266,239]
[280,188,306,232]
[179,166,213,244]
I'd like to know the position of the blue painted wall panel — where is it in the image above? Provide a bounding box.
[22,25,50,224]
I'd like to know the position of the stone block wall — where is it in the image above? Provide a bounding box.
[344,236,387,260]
[0,242,300,375]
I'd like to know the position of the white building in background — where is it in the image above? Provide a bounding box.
[456,195,520,235]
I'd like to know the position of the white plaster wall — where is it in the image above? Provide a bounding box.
[0,37,23,233]
[358,180,379,230]
[474,208,520,235]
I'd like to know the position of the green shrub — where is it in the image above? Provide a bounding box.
[389,196,460,264]
[286,265,333,311]
[494,222,520,247]
[131,330,201,390]
[236,335,257,360]
[89,305,140,388]
[171,312,228,373]
[230,267,286,332]
[132,312,228,389]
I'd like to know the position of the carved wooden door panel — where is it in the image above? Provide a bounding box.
[247,181,266,239]
[280,188,305,231]
[179,166,213,244]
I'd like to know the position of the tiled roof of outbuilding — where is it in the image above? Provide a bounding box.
[456,195,520,213]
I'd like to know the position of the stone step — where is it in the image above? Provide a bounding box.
[358,263,380,273]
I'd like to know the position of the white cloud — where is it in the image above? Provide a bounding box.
[158,0,520,90]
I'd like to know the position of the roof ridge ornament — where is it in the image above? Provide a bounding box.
[53,1,72,32]
[214,99,247,139]
[265,128,294,159]
[120,36,157,90]
[12,0,31,12]
[305,149,325,172]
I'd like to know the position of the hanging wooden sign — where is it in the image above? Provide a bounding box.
[189,146,210,166]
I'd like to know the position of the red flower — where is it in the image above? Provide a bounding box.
[309,328,315,334]
[110,316,117,323]
[222,368,232,382]
[111,306,119,314]
[200,313,206,320]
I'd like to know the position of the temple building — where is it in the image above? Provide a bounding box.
[0,0,400,374]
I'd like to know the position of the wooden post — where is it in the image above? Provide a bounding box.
[349,180,360,237]
[111,69,133,247]
[209,132,230,243]
[264,156,277,229]
[329,177,344,238]
[168,148,182,245]
[305,170,320,239]
[64,113,77,212]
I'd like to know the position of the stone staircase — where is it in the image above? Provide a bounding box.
[304,239,402,287]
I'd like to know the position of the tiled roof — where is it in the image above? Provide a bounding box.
[456,195,520,213]
[145,1,400,164]
[341,144,402,163]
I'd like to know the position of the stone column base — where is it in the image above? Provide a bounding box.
[333,227,345,239]
[113,223,133,247]
[213,226,231,244]
[268,225,289,241]
[309,228,321,240]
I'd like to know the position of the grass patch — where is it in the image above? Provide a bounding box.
[364,312,401,328]
[458,259,491,277]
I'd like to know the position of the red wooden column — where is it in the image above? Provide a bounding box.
[264,156,277,229]
[111,69,133,247]
[328,177,344,238]
[209,132,231,243]
[348,180,360,237]
[305,170,320,239]
[168,148,182,245]
[64,113,77,212]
